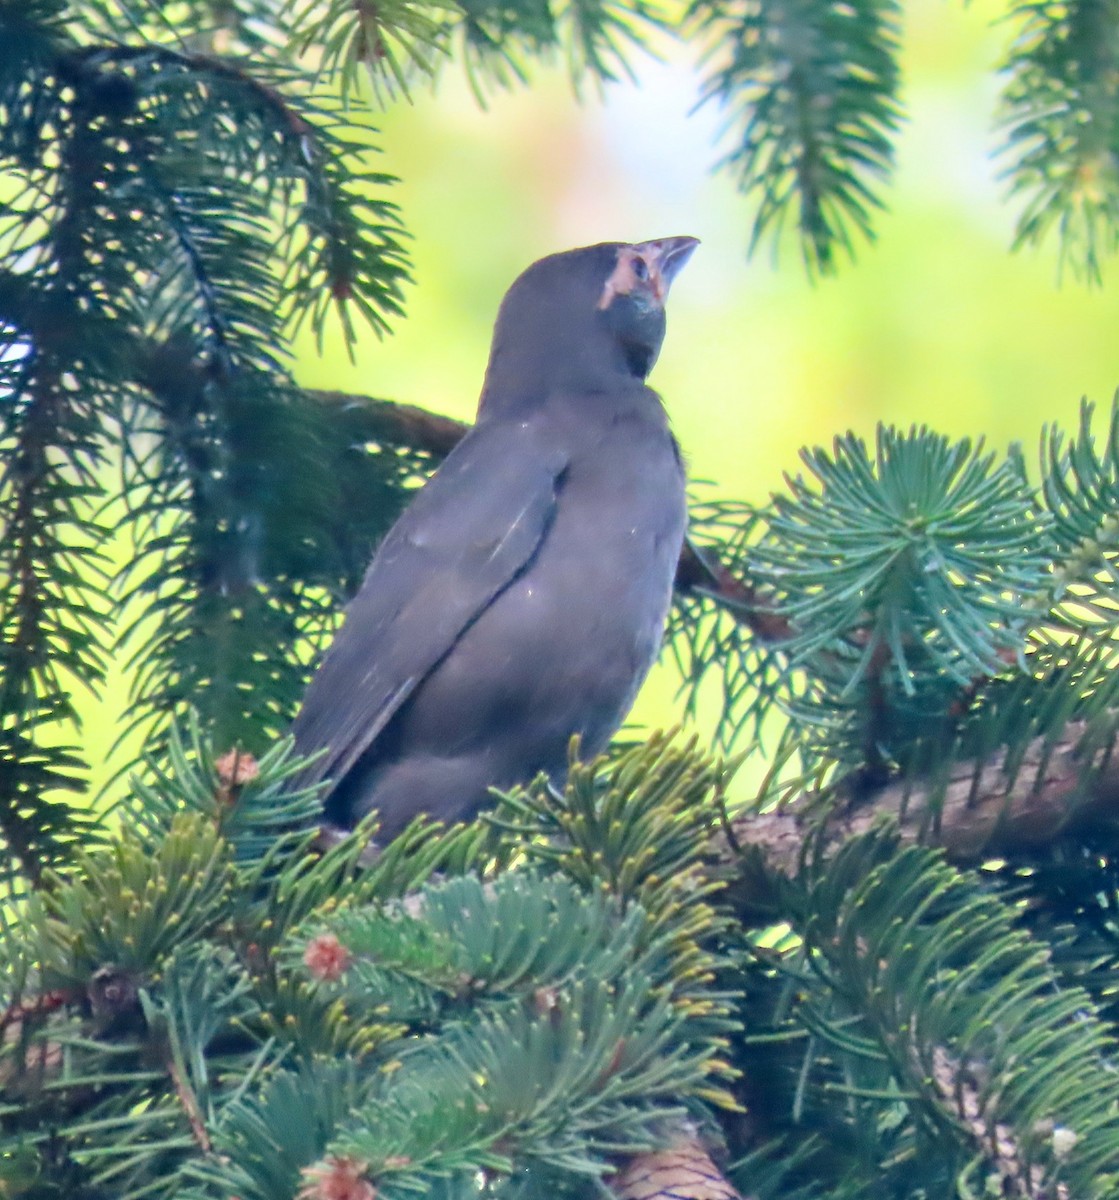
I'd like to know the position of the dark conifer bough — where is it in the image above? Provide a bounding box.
[291,238,699,840]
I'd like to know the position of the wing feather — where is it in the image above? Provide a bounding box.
[290,415,568,792]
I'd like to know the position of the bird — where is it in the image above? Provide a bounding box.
[290,236,698,842]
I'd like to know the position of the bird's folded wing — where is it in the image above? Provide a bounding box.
[289,414,569,791]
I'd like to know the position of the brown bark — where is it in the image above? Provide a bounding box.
[726,719,1119,896]
[308,389,466,458]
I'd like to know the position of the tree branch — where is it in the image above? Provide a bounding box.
[308,388,466,457]
[303,389,790,637]
[725,719,1119,910]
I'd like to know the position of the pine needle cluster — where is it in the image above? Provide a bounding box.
[2,728,739,1199]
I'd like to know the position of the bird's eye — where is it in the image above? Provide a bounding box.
[631,256,649,281]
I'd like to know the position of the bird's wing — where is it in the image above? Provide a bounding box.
[290,415,569,791]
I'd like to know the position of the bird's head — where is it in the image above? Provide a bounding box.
[479,237,699,417]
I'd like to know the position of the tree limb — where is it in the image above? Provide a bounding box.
[725,719,1119,909]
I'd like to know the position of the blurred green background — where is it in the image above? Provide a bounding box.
[296,0,1119,749]
[83,0,1119,788]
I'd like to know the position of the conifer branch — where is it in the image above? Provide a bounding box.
[726,717,1119,896]
[999,0,1119,281]
[305,388,469,458]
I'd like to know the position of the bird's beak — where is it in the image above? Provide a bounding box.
[637,236,700,283]
[633,236,700,306]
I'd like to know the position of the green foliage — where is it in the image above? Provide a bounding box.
[285,0,662,103]
[723,831,1119,1197]
[36,811,234,985]
[273,882,720,1192]
[65,0,1119,285]
[760,427,1047,680]
[0,0,414,862]
[499,731,729,915]
[999,0,1119,282]
[182,1060,378,1200]
[1042,397,1119,640]
[680,413,1119,778]
[669,498,787,753]
[687,0,902,274]
[129,715,322,867]
[0,725,736,1200]
[12,712,1118,1198]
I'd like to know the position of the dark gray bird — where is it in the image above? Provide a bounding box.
[291,237,698,841]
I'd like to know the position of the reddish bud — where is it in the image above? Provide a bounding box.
[303,933,352,982]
